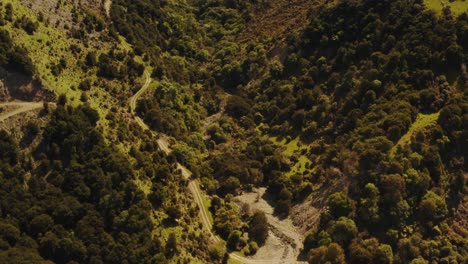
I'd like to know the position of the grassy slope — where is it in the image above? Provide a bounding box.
[3,0,153,141]
[425,0,468,16]
[390,112,441,158]
[3,0,137,102]
[258,130,312,177]
[228,258,242,264]
[4,0,107,130]
[4,0,82,99]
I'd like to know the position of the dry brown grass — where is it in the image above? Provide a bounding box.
[238,0,325,44]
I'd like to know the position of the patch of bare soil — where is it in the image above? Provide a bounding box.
[290,202,322,235]
[104,0,112,17]
[238,0,323,44]
[0,105,42,137]
[0,102,44,122]
[20,0,106,29]
[0,67,55,102]
[235,188,308,263]
[452,181,468,236]
[290,174,350,234]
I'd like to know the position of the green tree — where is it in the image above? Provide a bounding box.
[214,205,242,239]
[358,183,380,225]
[221,176,241,195]
[269,58,284,77]
[308,242,346,264]
[328,192,355,218]
[375,244,393,264]
[249,241,259,254]
[29,214,54,237]
[225,95,252,119]
[0,222,20,246]
[329,217,357,246]
[349,237,379,264]
[58,94,67,106]
[249,211,268,245]
[85,51,97,67]
[227,230,242,251]
[418,191,448,224]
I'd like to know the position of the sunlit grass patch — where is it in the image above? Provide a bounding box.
[390,112,440,157]
[424,0,468,16]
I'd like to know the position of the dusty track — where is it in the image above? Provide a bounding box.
[129,72,306,263]
[0,101,44,122]
[129,72,224,239]
[104,0,112,17]
[129,72,219,239]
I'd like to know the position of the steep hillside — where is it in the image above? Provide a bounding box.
[219,1,468,263]
[0,0,215,263]
[0,0,466,263]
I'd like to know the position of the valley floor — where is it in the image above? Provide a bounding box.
[235,188,308,264]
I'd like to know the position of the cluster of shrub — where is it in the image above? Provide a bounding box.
[0,18,34,75]
[229,1,467,263]
[0,102,188,263]
[111,0,466,262]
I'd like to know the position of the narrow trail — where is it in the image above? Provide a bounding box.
[104,0,112,17]
[129,72,220,241]
[129,72,217,239]
[129,72,305,263]
[0,101,44,122]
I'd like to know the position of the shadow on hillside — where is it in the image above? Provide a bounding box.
[1,67,55,102]
[261,188,289,220]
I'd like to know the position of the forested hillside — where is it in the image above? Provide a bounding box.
[0,0,466,263]
[253,1,467,263]
[0,0,214,263]
[133,0,467,262]
[0,105,155,263]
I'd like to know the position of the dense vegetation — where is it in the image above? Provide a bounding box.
[0,27,34,75]
[0,0,466,263]
[110,0,207,84]
[242,1,467,263]
[133,0,467,261]
[0,105,167,263]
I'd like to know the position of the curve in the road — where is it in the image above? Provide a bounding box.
[129,72,219,239]
[0,101,45,122]
[129,71,304,264]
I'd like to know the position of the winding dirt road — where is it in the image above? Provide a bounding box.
[129,72,305,263]
[129,72,220,239]
[0,101,44,122]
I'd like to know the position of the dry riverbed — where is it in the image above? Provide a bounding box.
[234,188,308,264]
